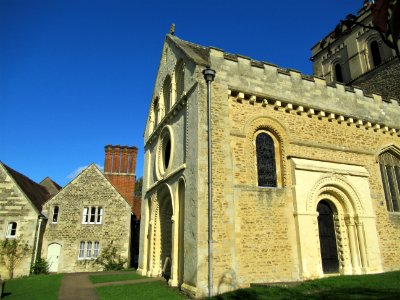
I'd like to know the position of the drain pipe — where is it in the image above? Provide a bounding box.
[202,66,216,298]
[33,215,46,263]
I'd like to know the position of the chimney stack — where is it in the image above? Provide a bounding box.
[103,145,139,216]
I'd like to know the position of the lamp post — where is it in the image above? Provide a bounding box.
[202,66,216,298]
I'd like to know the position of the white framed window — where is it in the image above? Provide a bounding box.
[6,222,17,238]
[52,206,59,223]
[93,241,100,258]
[82,207,89,224]
[82,206,103,224]
[78,241,99,260]
[79,241,85,259]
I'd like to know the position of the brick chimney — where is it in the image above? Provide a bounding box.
[104,145,138,215]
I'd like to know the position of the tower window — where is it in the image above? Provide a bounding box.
[334,63,343,83]
[370,41,382,67]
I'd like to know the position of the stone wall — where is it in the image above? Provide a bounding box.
[352,58,400,101]
[206,47,400,292]
[0,166,39,279]
[42,165,131,273]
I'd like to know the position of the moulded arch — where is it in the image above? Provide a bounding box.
[307,174,364,215]
[363,34,383,69]
[157,182,175,215]
[375,143,400,160]
[243,116,289,186]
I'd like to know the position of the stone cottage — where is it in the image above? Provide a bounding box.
[41,163,132,273]
[0,162,57,278]
[138,4,400,297]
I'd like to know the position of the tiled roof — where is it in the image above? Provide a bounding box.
[2,163,52,211]
[39,177,62,196]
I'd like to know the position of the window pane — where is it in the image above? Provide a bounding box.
[90,207,96,223]
[256,133,277,187]
[53,206,59,223]
[83,207,88,223]
[380,163,392,211]
[97,208,103,224]
[386,166,399,212]
[87,241,92,258]
[7,222,17,237]
[93,241,99,258]
[395,166,400,195]
[79,242,85,258]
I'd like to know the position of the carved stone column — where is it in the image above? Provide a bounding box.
[356,221,368,273]
[346,218,360,274]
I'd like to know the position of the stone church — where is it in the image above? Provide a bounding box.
[138,4,400,297]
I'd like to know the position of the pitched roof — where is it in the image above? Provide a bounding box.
[167,35,209,65]
[1,162,52,211]
[39,177,62,196]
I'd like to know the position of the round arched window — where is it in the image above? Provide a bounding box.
[157,127,173,177]
[163,137,171,170]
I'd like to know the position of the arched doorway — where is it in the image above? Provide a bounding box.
[47,243,61,272]
[317,200,339,274]
[160,196,173,280]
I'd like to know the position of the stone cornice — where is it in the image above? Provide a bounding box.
[228,89,400,137]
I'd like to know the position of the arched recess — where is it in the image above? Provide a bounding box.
[175,59,185,103]
[363,35,385,70]
[370,41,382,67]
[243,116,288,187]
[330,58,345,83]
[163,75,172,114]
[146,183,175,280]
[307,175,369,276]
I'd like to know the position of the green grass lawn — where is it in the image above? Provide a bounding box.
[95,280,188,300]
[2,274,63,300]
[89,272,145,284]
[212,271,400,300]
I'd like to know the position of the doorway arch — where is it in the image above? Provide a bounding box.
[47,243,61,272]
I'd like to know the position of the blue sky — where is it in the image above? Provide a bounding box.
[0,0,362,187]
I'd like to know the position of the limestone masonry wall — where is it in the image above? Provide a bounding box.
[0,167,38,279]
[42,165,131,273]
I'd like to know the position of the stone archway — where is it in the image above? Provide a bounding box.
[292,158,383,279]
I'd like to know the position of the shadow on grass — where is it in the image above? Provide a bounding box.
[212,286,400,300]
